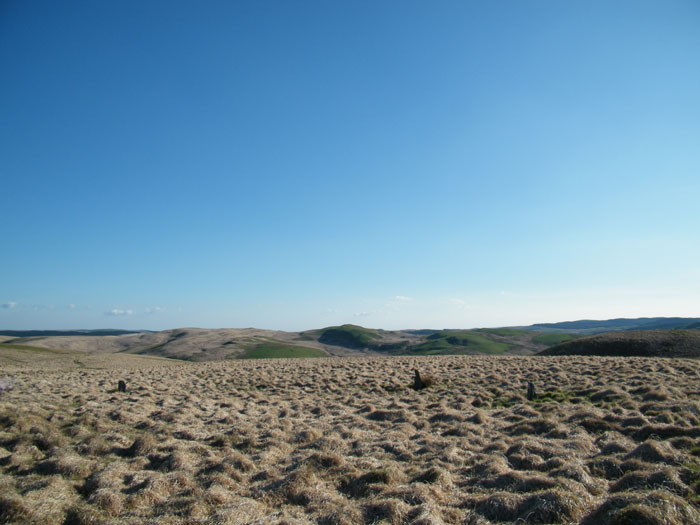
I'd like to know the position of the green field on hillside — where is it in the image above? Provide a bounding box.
[405,330,510,355]
[475,328,529,337]
[532,333,581,346]
[318,324,380,348]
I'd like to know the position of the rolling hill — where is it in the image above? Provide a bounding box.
[317,324,382,348]
[0,329,146,338]
[0,328,336,362]
[538,330,700,358]
[2,317,697,361]
[523,317,700,334]
[0,325,554,360]
[394,330,512,355]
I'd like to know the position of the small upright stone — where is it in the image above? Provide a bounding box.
[412,369,434,391]
[118,380,127,393]
[413,369,423,390]
[527,381,536,401]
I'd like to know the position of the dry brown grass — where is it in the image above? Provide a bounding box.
[1,354,700,523]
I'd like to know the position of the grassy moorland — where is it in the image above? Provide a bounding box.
[238,343,329,359]
[0,343,78,355]
[1,350,700,524]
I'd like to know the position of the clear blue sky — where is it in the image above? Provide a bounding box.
[2,1,699,331]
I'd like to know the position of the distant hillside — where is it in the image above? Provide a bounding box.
[313,325,552,355]
[0,328,336,361]
[4,318,698,362]
[0,324,582,361]
[538,330,700,358]
[400,330,512,355]
[531,332,582,346]
[317,324,381,348]
[375,328,557,356]
[0,329,146,338]
[523,317,700,335]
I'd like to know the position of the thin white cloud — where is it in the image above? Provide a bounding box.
[107,309,133,316]
[30,304,54,311]
[67,304,76,309]
[2,302,17,309]
[442,298,474,311]
[380,295,415,315]
[353,311,372,317]
[146,306,165,314]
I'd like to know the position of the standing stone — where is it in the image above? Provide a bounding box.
[118,380,127,393]
[412,369,434,390]
[527,381,536,401]
[413,370,423,390]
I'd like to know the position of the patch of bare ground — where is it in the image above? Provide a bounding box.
[1,355,700,523]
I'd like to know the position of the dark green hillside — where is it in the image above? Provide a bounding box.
[538,330,700,358]
[318,324,381,348]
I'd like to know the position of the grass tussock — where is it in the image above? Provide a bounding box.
[1,354,700,523]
